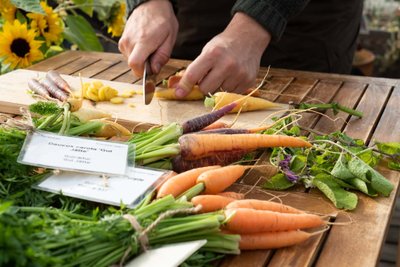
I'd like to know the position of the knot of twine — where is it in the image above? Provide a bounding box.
[119,205,202,266]
[1,107,34,131]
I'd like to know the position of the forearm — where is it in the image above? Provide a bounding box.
[231,0,310,41]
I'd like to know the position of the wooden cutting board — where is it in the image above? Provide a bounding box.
[0,69,285,129]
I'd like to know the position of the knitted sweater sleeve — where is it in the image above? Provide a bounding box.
[231,0,310,41]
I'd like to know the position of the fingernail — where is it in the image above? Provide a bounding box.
[175,86,187,98]
[153,63,161,74]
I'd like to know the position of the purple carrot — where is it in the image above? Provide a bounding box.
[182,101,239,134]
[41,77,68,101]
[46,70,72,93]
[28,78,51,99]
[199,125,270,135]
[172,150,249,173]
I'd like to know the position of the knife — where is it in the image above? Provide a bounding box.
[143,60,157,105]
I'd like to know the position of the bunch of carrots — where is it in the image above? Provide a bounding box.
[155,165,328,250]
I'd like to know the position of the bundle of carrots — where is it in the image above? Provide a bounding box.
[155,165,328,250]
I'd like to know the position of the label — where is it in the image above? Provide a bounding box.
[18,131,129,175]
[35,167,165,207]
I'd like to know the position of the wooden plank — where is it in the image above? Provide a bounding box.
[72,59,122,78]
[113,70,141,83]
[220,251,272,267]
[316,167,400,267]
[275,77,319,104]
[370,86,400,143]
[28,51,82,71]
[261,76,295,102]
[133,63,184,85]
[313,81,366,134]
[91,61,131,81]
[298,79,343,130]
[344,83,392,143]
[54,57,100,75]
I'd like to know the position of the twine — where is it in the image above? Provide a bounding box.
[119,205,202,266]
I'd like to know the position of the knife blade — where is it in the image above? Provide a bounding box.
[143,60,157,105]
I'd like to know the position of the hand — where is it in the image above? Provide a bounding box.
[118,0,178,77]
[176,12,271,98]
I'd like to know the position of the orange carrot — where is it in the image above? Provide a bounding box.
[201,121,229,131]
[155,171,177,192]
[239,230,312,250]
[197,165,250,194]
[217,192,245,200]
[224,208,325,234]
[191,195,236,213]
[226,199,304,214]
[179,133,312,160]
[157,165,220,198]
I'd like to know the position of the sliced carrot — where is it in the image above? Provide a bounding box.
[224,208,325,234]
[226,199,304,214]
[239,230,311,250]
[157,165,220,198]
[191,195,236,213]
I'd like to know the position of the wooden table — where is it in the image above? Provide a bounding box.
[22,51,400,266]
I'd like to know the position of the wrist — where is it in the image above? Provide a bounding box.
[225,12,271,55]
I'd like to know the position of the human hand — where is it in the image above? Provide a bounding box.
[118,0,178,77]
[176,12,271,98]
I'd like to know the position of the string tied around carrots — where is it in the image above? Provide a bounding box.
[119,205,202,266]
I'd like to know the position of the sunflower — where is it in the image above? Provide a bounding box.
[0,20,44,70]
[0,0,16,22]
[27,1,63,45]
[107,1,126,38]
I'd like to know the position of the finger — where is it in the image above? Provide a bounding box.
[198,67,227,95]
[233,79,254,94]
[220,77,240,93]
[127,42,155,77]
[149,34,173,74]
[176,56,213,98]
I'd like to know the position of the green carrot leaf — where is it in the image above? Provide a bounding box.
[262,173,295,190]
[331,153,355,180]
[312,174,358,210]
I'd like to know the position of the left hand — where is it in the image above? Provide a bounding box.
[175,12,271,98]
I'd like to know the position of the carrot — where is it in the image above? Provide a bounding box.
[155,171,177,192]
[171,150,248,173]
[224,208,325,234]
[226,199,304,214]
[46,70,72,93]
[91,119,131,137]
[197,165,250,194]
[28,78,51,99]
[41,77,68,101]
[204,92,282,113]
[155,86,204,100]
[201,121,229,131]
[239,230,312,250]
[191,195,236,213]
[199,125,271,135]
[217,192,245,200]
[72,107,111,123]
[179,133,312,160]
[157,165,221,198]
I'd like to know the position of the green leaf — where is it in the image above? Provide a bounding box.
[312,174,358,210]
[388,161,400,171]
[72,0,94,17]
[376,142,400,155]
[356,149,380,167]
[348,157,394,197]
[347,178,378,196]
[15,10,27,24]
[93,0,117,21]
[63,15,103,52]
[262,173,295,190]
[331,153,355,180]
[290,155,306,172]
[11,0,45,14]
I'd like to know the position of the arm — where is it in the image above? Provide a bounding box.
[176,0,309,97]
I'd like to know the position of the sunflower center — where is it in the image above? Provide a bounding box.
[11,38,31,57]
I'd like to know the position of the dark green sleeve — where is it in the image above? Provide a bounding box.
[126,0,177,16]
[232,0,310,41]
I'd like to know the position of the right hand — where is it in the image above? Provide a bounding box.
[118,0,178,77]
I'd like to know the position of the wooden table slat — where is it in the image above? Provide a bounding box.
[72,59,122,78]
[91,61,131,80]
[28,50,82,71]
[55,56,100,75]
